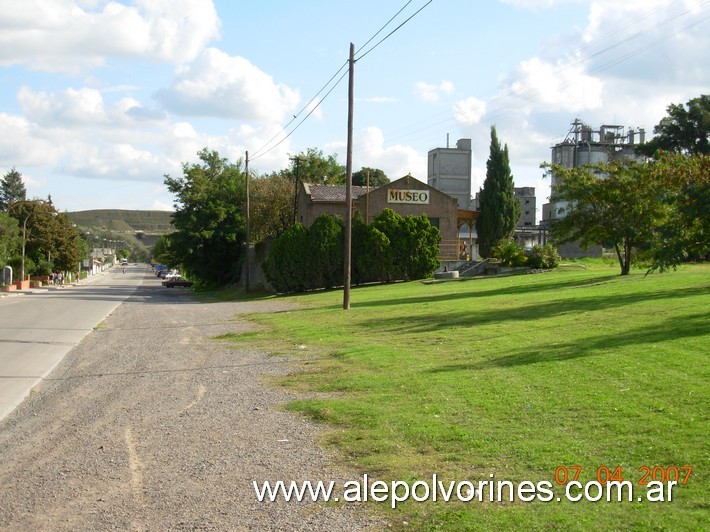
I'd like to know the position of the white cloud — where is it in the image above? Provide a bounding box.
[152,199,173,211]
[0,0,220,73]
[0,113,63,166]
[504,56,604,114]
[18,86,108,127]
[350,127,427,181]
[415,81,455,103]
[453,97,488,126]
[17,86,169,129]
[155,48,300,123]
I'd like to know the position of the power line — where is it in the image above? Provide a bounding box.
[374,1,710,151]
[248,0,433,163]
[356,0,433,61]
[249,60,348,161]
[250,68,350,161]
[356,0,414,56]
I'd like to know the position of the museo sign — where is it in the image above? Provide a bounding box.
[387,189,430,205]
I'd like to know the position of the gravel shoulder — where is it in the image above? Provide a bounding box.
[0,271,384,530]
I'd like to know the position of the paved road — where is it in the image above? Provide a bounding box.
[0,264,143,420]
[0,266,380,530]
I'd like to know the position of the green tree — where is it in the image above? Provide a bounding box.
[352,167,390,187]
[646,151,710,272]
[52,212,83,272]
[636,94,710,157]
[475,127,520,258]
[263,223,310,293]
[0,212,21,268]
[352,212,390,284]
[544,160,667,275]
[151,234,175,266]
[285,148,345,185]
[371,208,440,281]
[306,214,344,289]
[250,172,295,242]
[1,167,27,211]
[400,214,441,279]
[164,148,246,285]
[7,200,83,277]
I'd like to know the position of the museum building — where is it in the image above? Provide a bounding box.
[296,174,478,261]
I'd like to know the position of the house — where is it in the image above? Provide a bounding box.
[297,174,479,262]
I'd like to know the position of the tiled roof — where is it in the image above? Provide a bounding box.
[306,184,371,202]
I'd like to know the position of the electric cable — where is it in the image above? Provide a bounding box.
[249,0,433,162]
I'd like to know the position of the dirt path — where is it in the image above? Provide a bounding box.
[0,273,383,530]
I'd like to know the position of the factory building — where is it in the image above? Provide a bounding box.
[541,119,646,257]
[427,138,473,209]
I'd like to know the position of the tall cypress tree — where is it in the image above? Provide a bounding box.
[475,127,520,258]
[0,167,27,211]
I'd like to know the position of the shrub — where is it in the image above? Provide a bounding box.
[527,244,561,269]
[265,210,441,293]
[263,223,309,292]
[492,239,527,267]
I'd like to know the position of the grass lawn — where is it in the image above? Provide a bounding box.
[226,264,709,530]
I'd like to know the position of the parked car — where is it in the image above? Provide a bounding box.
[159,269,178,279]
[162,276,193,288]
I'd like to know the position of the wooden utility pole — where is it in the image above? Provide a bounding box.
[245,151,250,293]
[343,42,354,310]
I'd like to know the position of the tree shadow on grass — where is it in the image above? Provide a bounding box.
[358,285,705,336]
[349,273,623,310]
[426,311,709,373]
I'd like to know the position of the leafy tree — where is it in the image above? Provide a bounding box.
[250,172,295,242]
[284,148,345,185]
[164,148,246,285]
[52,212,84,272]
[7,200,83,276]
[371,208,440,281]
[352,212,390,284]
[306,214,344,289]
[151,234,175,266]
[475,127,520,258]
[636,94,710,157]
[263,223,310,293]
[544,160,667,275]
[352,167,390,188]
[265,210,440,292]
[1,167,27,211]
[0,212,20,268]
[646,151,710,272]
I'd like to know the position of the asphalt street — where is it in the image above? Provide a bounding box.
[0,265,143,421]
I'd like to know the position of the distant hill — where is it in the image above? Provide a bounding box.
[66,209,174,233]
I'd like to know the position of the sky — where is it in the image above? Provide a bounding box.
[1,0,708,221]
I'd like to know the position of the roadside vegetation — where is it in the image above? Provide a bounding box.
[264,210,440,293]
[226,264,709,529]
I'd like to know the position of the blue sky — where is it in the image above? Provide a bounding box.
[1,0,708,220]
